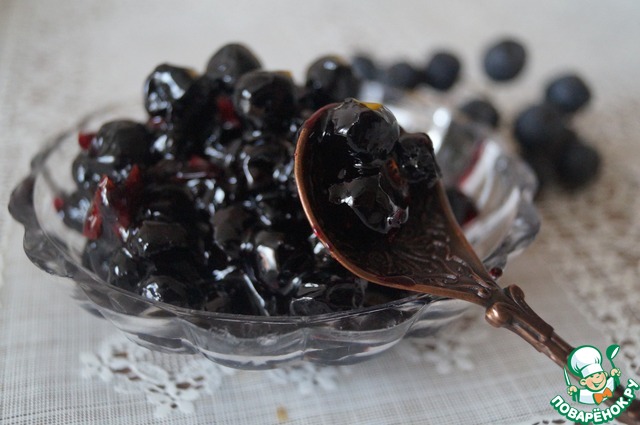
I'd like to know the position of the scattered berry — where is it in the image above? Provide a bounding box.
[545,74,591,113]
[383,61,422,90]
[554,135,601,189]
[423,51,461,91]
[483,39,527,81]
[513,103,566,154]
[350,54,378,80]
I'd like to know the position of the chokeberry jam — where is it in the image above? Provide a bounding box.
[57,44,476,316]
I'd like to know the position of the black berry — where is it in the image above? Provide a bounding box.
[325,99,400,163]
[233,71,297,133]
[483,39,527,81]
[393,132,440,184]
[136,274,203,309]
[424,51,461,91]
[350,54,378,80]
[554,136,601,189]
[514,103,566,154]
[383,61,422,90]
[305,55,360,108]
[143,64,197,119]
[545,74,591,114]
[205,43,262,89]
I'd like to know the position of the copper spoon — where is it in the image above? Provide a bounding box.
[294,102,640,423]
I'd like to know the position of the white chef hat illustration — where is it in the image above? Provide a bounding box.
[568,346,604,379]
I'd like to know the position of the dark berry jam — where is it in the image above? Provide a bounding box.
[58,44,475,316]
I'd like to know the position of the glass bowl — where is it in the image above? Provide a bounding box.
[8,96,539,370]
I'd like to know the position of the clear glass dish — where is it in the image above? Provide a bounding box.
[8,96,539,370]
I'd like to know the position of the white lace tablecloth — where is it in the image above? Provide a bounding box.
[1,1,640,424]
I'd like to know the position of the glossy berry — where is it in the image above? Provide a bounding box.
[350,54,378,80]
[91,120,155,168]
[202,269,266,315]
[136,274,203,308]
[326,99,400,162]
[459,98,500,128]
[545,74,591,113]
[233,71,297,133]
[514,103,566,154]
[249,230,313,295]
[383,61,422,90]
[424,51,461,91]
[393,132,441,184]
[211,205,257,259]
[82,239,116,281]
[127,220,191,258]
[483,39,527,81]
[289,271,367,315]
[554,136,601,189]
[107,248,146,291]
[143,64,197,118]
[251,191,308,229]
[59,191,92,232]
[140,184,199,224]
[237,137,293,192]
[305,55,360,108]
[205,43,262,88]
[169,76,222,154]
[328,174,408,234]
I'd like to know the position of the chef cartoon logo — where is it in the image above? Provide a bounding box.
[565,345,621,405]
[549,344,640,424]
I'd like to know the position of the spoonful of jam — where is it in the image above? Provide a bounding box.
[294,99,640,423]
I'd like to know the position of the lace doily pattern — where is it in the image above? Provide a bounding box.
[80,311,488,418]
[537,158,640,381]
[80,334,237,418]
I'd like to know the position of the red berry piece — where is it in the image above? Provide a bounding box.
[216,96,241,129]
[78,132,96,150]
[53,196,65,212]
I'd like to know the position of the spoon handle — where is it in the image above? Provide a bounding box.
[483,284,640,424]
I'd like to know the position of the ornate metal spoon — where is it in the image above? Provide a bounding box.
[294,101,640,423]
